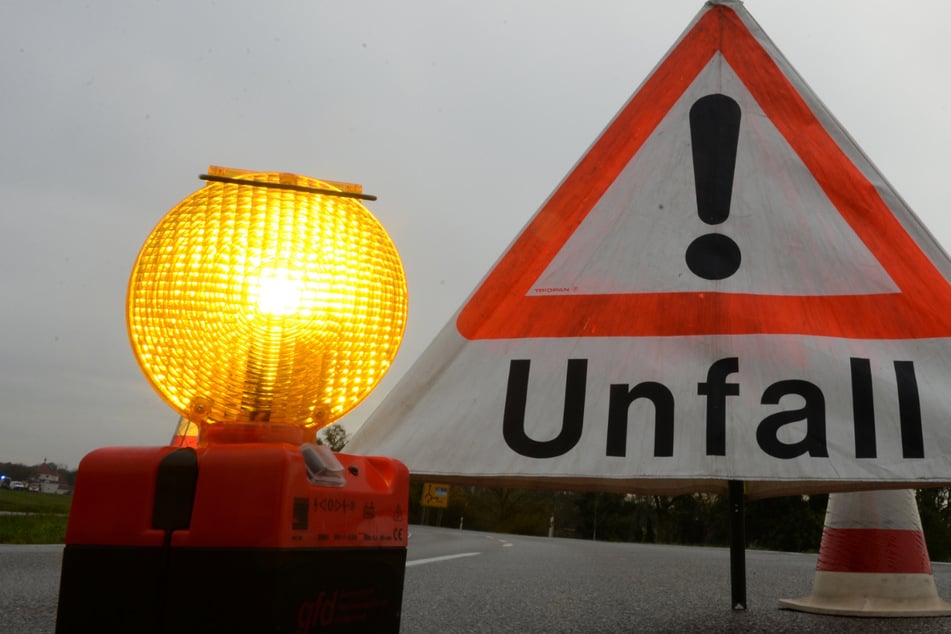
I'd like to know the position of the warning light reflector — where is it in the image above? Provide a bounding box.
[127,170,407,443]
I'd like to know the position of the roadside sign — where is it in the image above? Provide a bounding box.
[421,483,449,509]
[348,1,951,497]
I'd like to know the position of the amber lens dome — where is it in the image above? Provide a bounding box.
[127,172,407,437]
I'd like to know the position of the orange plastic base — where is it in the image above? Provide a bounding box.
[56,444,409,633]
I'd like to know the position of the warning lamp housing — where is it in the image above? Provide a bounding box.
[57,168,411,632]
[126,169,408,444]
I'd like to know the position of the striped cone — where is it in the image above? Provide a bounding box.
[779,489,951,617]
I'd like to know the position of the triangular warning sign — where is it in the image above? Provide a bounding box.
[348,1,951,497]
[457,3,951,340]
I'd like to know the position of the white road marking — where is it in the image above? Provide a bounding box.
[406,552,481,567]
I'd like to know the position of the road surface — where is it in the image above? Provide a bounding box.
[4,528,951,632]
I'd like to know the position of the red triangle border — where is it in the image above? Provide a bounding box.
[457,6,951,341]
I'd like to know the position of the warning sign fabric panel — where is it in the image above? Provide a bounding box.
[347,2,951,497]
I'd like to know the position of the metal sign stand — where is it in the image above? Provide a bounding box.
[729,480,747,610]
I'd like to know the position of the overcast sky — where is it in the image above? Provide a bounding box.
[2,1,949,468]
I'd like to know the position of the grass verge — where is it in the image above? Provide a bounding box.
[0,489,71,514]
[0,489,71,544]
[0,514,68,544]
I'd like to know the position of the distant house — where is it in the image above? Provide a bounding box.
[32,461,62,494]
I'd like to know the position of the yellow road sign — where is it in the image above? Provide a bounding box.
[421,482,449,508]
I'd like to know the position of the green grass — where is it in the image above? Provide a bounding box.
[0,514,68,544]
[0,489,71,544]
[0,489,71,514]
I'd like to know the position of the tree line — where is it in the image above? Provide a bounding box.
[407,483,951,561]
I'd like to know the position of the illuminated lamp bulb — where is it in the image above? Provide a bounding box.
[127,169,408,446]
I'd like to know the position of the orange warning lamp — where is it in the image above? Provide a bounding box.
[127,168,408,446]
[57,168,411,633]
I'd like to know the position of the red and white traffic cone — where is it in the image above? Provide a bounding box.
[779,489,951,617]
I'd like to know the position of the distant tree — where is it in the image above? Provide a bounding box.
[0,463,33,482]
[550,491,582,538]
[575,492,631,541]
[746,494,827,552]
[647,495,677,543]
[462,487,551,535]
[57,466,77,487]
[318,425,348,452]
[917,488,951,561]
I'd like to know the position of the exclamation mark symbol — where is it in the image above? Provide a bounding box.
[685,93,742,280]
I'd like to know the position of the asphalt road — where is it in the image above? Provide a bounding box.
[4,529,951,632]
[0,544,63,633]
[402,527,951,632]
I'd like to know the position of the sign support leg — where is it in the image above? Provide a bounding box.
[729,479,747,610]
